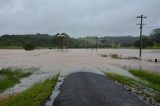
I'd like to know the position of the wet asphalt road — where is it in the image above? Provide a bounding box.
[53,72,149,106]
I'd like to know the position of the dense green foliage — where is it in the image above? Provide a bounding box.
[150,28,160,44]
[0,68,32,92]
[0,74,59,106]
[0,28,159,48]
[78,36,138,48]
[0,34,52,47]
[134,36,153,48]
[134,28,160,48]
[0,33,139,48]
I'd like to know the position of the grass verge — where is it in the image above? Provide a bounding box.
[0,73,59,106]
[105,73,136,88]
[105,72,160,105]
[129,70,160,84]
[129,69,160,92]
[0,68,32,93]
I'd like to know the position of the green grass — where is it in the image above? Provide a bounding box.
[129,69,160,91]
[0,68,32,92]
[129,70,160,84]
[105,73,135,86]
[0,73,59,106]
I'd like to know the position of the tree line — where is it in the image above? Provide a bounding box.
[0,28,159,49]
[134,28,160,48]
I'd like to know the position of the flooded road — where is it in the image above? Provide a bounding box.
[0,49,160,97]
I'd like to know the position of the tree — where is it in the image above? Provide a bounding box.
[52,35,59,47]
[150,28,160,44]
[134,36,153,48]
[101,39,106,48]
[58,35,64,49]
[52,33,70,49]
[63,34,70,49]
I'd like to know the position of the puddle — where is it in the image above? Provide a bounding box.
[45,76,65,106]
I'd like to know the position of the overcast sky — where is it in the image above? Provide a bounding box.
[0,0,160,37]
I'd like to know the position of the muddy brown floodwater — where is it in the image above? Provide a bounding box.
[0,49,160,97]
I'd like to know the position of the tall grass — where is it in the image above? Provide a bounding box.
[0,68,32,92]
[129,70,160,84]
[0,74,59,106]
[129,69,160,91]
[105,72,134,86]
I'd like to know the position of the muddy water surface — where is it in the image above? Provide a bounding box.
[0,49,160,97]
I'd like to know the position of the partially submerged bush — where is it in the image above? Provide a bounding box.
[108,54,138,60]
[110,54,121,59]
[100,54,108,57]
[23,44,35,51]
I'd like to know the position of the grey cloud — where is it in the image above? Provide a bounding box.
[0,0,160,37]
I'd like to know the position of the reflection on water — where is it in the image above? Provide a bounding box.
[0,49,160,97]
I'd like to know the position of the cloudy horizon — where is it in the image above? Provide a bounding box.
[0,0,160,37]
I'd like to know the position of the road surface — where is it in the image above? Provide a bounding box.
[53,72,149,106]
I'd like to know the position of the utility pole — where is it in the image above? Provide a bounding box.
[96,36,98,51]
[136,14,146,61]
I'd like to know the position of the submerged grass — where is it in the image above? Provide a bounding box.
[0,68,32,93]
[0,73,59,106]
[103,53,139,60]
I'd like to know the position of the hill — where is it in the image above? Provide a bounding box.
[0,34,139,48]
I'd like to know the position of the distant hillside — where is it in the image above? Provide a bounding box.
[102,36,139,44]
[78,36,139,47]
[0,34,139,48]
[0,34,53,47]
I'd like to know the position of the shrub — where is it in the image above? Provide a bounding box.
[23,44,35,51]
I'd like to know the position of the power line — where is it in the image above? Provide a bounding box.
[136,14,147,61]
